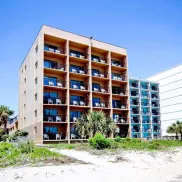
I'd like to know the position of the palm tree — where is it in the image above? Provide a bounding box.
[176,121,182,140]
[74,110,116,138]
[0,105,14,134]
[167,122,179,140]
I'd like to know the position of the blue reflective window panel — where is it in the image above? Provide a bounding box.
[93,97,100,106]
[92,69,99,76]
[92,83,100,91]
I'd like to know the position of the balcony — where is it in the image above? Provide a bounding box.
[131,127,140,133]
[44,78,67,90]
[113,102,127,110]
[140,85,149,90]
[151,86,159,92]
[70,99,90,107]
[111,59,126,68]
[92,86,110,94]
[130,110,140,115]
[141,111,150,115]
[112,87,127,96]
[153,128,160,133]
[113,117,129,124]
[141,102,150,107]
[130,92,140,97]
[112,75,127,83]
[130,100,140,106]
[44,44,66,59]
[44,61,66,74]
[91,55,108,66]
[70,66,89,78]
[152,111,160,116]
[93,101,110,108]
[141,94,150,99]
[43,114,67,123]
[151,95,159,100]
[70,50,88,63]
[142,128,152,133]
[131,119,140,123]
[92,71,109,81]
[130,82,139,89]
[70,81,89,93]
[151,103,160,108]
[43,97,66,105]
[152,119,160,124]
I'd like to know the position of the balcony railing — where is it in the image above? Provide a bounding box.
[112,75,127,81]
[43,114,67,122]
[70,99,90,106]
[93,101,110,108]
[151,95,159,99]
[152,120,161,124]
[152,112,160,115]
[43,132,67,140]
[92,86,110,93]
[43,97,66,105]
[92,72,109,78]
[142,128,152,132]
[91,55,107,64]
[113,117,129,124]
[70,67,89,75]
[131,119,140,123]
[111,60,126,68]
[70,116,80,122]
[142,120,150,124]
[141,102,150,106]
[44,63,66,71]
[130,93,140,97]
[44,78,66,88]
[130,110,140,114]
[112,88,127,95]
[132,128,140,132]
[130,83,139,88]
[141,111,150,115]
[153,129,160,133]
[44,45,65,54]
[70,82,89,91]
[151,103,160,107]
[130,101,140,106]
[141,94,150,98]
[140,85,148,89]
[113,103,127,109]
[70,51,88,59]
[151,87,159,91]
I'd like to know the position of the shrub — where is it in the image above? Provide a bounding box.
[89,133,110,149]
[1,134,9,142]
[108,139,119,149]
[114,136,122,143]
[19,140,35,153]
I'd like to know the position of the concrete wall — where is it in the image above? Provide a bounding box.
[147,64,182,135]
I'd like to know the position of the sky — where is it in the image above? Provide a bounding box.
[0,0,182,115]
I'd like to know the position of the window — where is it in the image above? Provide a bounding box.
[112,86,121,94]
[70,80,84,89]
[24,78,26,83]
[24,91,26,95]
[92,83,100,91]
[24,104,26,109]
[35,61,38,68]
[35,77,38,84]
[92,69,100,76]
[35,110,37,117]
[34,126,37,134]
[43,92,58,104]
[22,69,23,73]
[91,55,100,61]
[24,117,26,122]
[44,60,57,69]
[70,65,84,73]
[44,44,57,52]
[43,126,58,134]
[35,93,37,101]
[44,76,57,86]
[70,111,81,122]
[93,97,100,106]
[35,45,38,53]
[70,50,84,58]
[112,73,121,79]
[25,65,26,71]
[112,100,121,108]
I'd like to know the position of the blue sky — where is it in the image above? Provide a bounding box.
[0,0,182,115]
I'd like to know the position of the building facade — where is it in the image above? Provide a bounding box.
[147,64,182,136]
[7,115,18,135]
[19,25,130,144]
[129,78,161,139]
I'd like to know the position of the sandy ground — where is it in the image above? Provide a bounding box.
[1,148,182,182]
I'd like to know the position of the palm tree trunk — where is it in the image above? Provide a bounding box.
[3,119,7,134]
[176,132,178,140]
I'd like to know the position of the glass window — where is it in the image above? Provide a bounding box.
[35,93,37,101]
[70,111,81,120]
[92,83,100,91]
[70,65,84,73]
[93,97,100,106]
[44,44,57,51]
[70,80,84,89]
[112,100,121,108]
[44,60,57,69]
[112,73,121,79]
[35,110,37,117]
[92,69,99,76]
[35,61,38,68]
[91,55,100,61]
[35,77,38,84]
[44,76,57,86]
[43,126,58,134]
[70,50,84,58]
[35,46,38,53]
[43,109,58,116]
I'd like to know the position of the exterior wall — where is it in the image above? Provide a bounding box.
[19,25,130,144]
[147,65,182,136]
[129,78,161,139]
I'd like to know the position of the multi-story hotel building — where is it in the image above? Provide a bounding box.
[19,25,130,144]
[129,78,161,139]
[148,64,182,136]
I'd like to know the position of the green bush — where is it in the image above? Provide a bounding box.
[89,133,110,149]
[114,136,122,143]
[108,139,119,149]
[1,134,9,142]
[19,140,35,153]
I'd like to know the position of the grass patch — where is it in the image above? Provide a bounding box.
[50,138,182,153]
[0,141,78,168]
